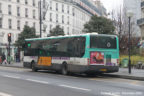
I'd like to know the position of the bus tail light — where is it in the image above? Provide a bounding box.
[117,59,119,65]
[87,58,90,65]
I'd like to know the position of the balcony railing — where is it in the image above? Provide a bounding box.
[80,0,102,15]
[64,0,102,16]
[137,18,144,25]
[141,1,144,8]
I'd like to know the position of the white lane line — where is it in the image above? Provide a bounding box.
[0,92,13,96]
[26,79,49,84]
[59,84,91,91]
[2,75,20,79]
[101,93,120,96]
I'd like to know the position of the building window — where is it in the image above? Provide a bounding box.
[62,15,64,24]
[25,21,28,26]
[56,14,58,23]
[25,0,28,5]
[67,6,69,14]
[17,0,20,3]
[67,27,69,35]
[50,1,52,10]
[0,18,2,28]
[17,20,20,30]
[33,22,36,31]
[50,25,52,31]
[62,26,64,31]
[67,16,69,24]
[17,7,20,16]
[50,13,52,21]
[0,3,2,14]
[25,8,28,17]
[72,8,75,16]
[56,3,58,11]
[43,0,46,9]
[33,10,35,19]
[43,11,46,20]
[33,0,35,6]
[8,5,12,15]
[62,4,64,13]
[8,19,12,29]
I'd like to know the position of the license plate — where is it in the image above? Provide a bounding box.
[100,69,107,72]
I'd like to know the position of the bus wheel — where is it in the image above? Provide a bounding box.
[61,63,68,75]
[32,62,38,72]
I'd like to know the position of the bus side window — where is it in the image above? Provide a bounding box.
[72,37,85,57]
[39,49,48,56]
[79,38,86,57]
[67,38,76,57]
[67,37,79,57]
[75,38,81,57]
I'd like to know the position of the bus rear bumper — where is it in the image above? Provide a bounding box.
[68,65,119,73]
[86,65,119,73]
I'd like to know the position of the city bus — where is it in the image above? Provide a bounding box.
[23,33,119,75]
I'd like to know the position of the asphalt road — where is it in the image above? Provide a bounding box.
[0,67,144,96]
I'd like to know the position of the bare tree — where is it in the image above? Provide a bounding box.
[111,6,140,54]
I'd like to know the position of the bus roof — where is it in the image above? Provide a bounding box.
[25,33,117,41]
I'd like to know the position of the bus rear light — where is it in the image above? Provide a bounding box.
[87,58,90,65]
[117,59,119,65]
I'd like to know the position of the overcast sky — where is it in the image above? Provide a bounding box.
[99,0,123,13]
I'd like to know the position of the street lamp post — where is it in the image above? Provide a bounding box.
[128,16,131,74]
[127,10,133,74]
[39,0,42,38]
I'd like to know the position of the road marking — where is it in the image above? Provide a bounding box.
[101,92,120,96]
[90,78,144,87]
[59,84,91,91]
[2,75,20,79]
[57,75,79,79]
[26,79,49,84]
[0,92,13,96]
[131,81,139,85]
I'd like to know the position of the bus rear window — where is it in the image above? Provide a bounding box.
[90,35,117,49]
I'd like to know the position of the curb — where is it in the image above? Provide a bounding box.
[0,65,23,68]
[1,65,24,68]
[0,64,24,68]
[103,74,144,81]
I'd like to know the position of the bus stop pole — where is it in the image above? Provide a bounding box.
[8,41,10,64]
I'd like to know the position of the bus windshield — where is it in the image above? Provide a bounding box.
[90,35,117,49]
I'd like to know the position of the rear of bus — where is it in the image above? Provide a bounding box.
[86,34,119,73]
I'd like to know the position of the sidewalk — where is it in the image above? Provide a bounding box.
[0,62,23,68]
[0,63,144,81]
[104,68,144,81]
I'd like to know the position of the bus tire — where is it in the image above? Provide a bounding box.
[32,62,38,72]
[61,63,68,75]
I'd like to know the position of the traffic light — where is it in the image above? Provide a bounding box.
[8,33,11,42]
